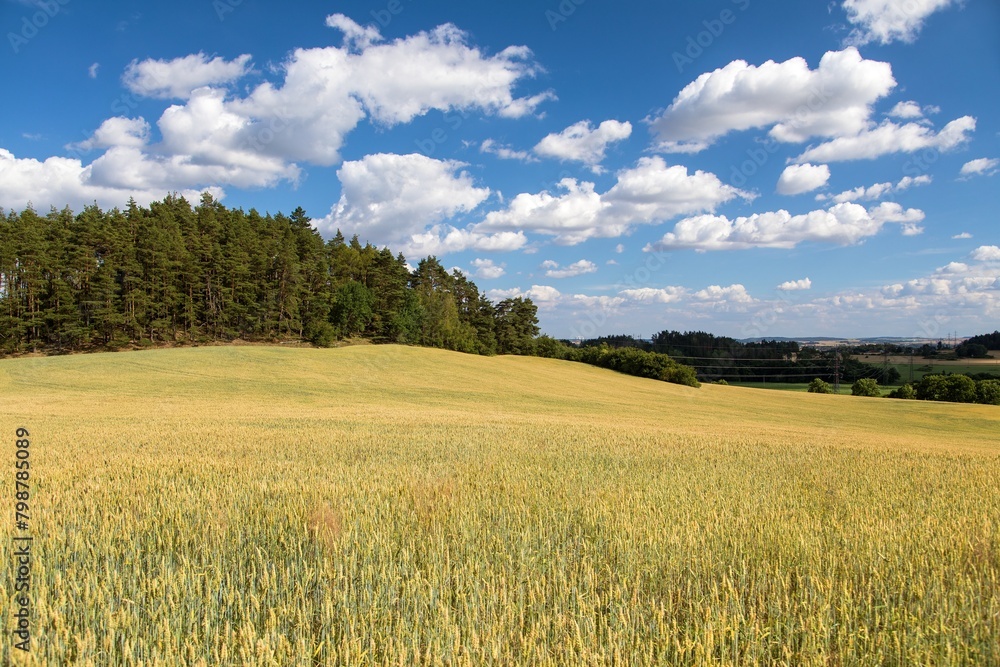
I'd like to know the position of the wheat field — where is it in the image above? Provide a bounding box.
[1,345,998,665]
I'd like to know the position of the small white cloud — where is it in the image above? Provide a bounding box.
[480,139,534,162]
[952,232,972,240]
[469,258,506,279]
[939,262,969,274]
[777,163,830,195]
[842,0,956,46]
[488,285,562,307]
[544,259,598,279]
[960,158,999,178]
[795,116,975,164]
[615,244,624,254]
[818,174,931,204]
[887,100,924,119]
[123,53,253,99]
[571,294,627,311]
[971,245,1000,262]
[404,226,526,257]
[619,287,686,303]
[88,63,100,79]
[777,278,812,291]
[534,119,632,170]
[524,285,561,304]
[325,13,383,49]
[693,284,754,304]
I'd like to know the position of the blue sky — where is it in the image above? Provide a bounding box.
[2,0,998,339]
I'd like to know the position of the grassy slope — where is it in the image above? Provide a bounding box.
[3,344,997,450]
[2,345,999,665]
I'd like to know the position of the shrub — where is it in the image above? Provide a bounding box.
[572,344,700,388]
[976,379,1000,406]
[534,335,568,360]
[915,374,946,401]
[808,378,833,394]
[916,374,978,403]
[887,384,916,400]
[851,378,881,397]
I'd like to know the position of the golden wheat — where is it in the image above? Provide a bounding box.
[1,345,998,665]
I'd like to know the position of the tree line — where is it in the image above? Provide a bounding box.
[578,332,899,384]
[955,330,998,359]
[0,194,703,389]
[0,194,540,357]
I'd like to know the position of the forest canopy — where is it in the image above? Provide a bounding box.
[0,194,540,357]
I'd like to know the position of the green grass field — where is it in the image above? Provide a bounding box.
[889,362,1000,384]
[2,345,999,665]
[727,382,857,394]
[850,354,1000,385]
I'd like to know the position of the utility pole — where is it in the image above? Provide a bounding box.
[909,348,914,384]
[834,351,841,394]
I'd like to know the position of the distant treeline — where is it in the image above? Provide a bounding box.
[576,332,900,384]
[0,194,540,357]
[534,338,700,387]
[964,330,1000,349]
[956,331,999,359]
[889,374,1000,406]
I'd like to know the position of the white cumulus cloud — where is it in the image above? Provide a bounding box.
[619,287,687,303]
[887,100,925,119]
[817,174,931,203]
[777,278,812,291]
[960,158,999,177]
[477,156,749,246]
[0,148,224,212]
[2,16,552,213]
[649,48,896,152]
[123,53,253,99]
[316,152,491,251]
[544,260,598,279]
[469,258,506,279]
[645,201,924,251]
[487,285,562,308]
[693,284,755,306]
[69,117,151,151]
[842,0,956,45]
[777,163,830,195]
[795,116,975,163]
[534,119,632,171]
[970,245,1000,262]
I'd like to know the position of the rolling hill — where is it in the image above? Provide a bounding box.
[2,345,998,664]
